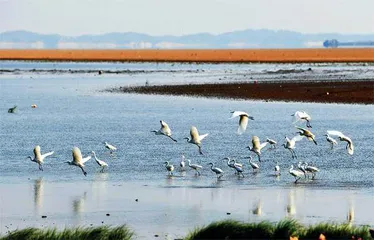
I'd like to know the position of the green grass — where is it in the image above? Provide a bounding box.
[1,225,134,240]
[185,219,372,240]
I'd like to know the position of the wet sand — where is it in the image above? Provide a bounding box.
[116,80,374,104]
[1,49,374,62]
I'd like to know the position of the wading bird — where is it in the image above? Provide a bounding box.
[247,136,268,162]
[283,135,304,159]
[151,120,177,142]
[184,126,208,155]
[266,138,277,148]
[297,161,307,178]
[208,162,224,179]
[91,151,108,172]
[8,105,17,113]
[223,157,242,175]
[303,162,319,179]
[296,126,317,145]
[233,164,245,177]
[66,147,91,176]
[289,165,305,183]
[274,161,280,176]
[27,145,54,171]
[292,111,312,128]
[180,154,186,170]
[103,142,117,154]
[187,159,203,175]
[164,161,174,175]
[326,130,354,155]
[229,111,254,135]
[247,156,260,172]
[324,134,338,150]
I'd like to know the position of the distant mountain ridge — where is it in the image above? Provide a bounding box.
[1,29,374,49]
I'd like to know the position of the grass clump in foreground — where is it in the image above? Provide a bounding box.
[1,225,134,240]
[185,219,372,240]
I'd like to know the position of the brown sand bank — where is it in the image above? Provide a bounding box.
[1,49,374,63]
[117,80,374,104]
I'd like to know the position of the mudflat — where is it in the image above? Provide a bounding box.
[1,48,374,62]
[117,80,374,104]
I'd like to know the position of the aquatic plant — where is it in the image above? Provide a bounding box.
[185,219,371,240]
[1,225,134,240]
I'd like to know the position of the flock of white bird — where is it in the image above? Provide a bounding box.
[27,110,354,183]
[158,110,354,183]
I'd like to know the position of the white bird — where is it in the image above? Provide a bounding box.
[180,154,186,170]
[247,136,268,162]
[274,161,280,176]
[223,157,242,174]
[292,111,312,128]
[303,162,319,179]
[184,126,208,155]
[289,165,305,183]
[103,142,117,154]
[187,159,203,175]
[27,145,54,171]
[229,111,254,135]
[283,135,304,159]
[324,134,338,150]
[297,161,307,178]
[66,147,92,176]
[247,156,260,172]
[164,161,174,175]
[266,138,277,148]
[151,120,177,142]
[91,151,108,172]
[295,126,317,145]
[208,162,224,179]
[233,164,245,177]
[326,130,354,155]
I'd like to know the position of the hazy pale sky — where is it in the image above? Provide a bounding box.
[1,0,373,36]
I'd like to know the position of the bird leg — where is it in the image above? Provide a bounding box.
[306,120,312,128]
[39,164,43,171]
[168,136,178,142]
[198,146,203,155]
[257,153,261,162]
[80,166,87,176]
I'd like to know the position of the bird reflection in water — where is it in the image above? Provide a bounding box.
[252,200,262,216]
[286,190,296,216]
[33,177,43,215]
[347,201,355,225]
[72,192,87,216]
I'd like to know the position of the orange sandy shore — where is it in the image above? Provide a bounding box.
[1,49,374,62]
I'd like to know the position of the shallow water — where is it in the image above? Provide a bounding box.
[0,61,373,239]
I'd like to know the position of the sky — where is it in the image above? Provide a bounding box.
[1,0,374,36]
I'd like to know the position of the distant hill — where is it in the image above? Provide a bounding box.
[1,29,374,49]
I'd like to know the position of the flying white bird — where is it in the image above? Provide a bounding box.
[208,162,224,179]
[91,151,108,172]
[229,111,254,135]
[164,161,174,175]
[266,138,277,148]
[103,142,117,154]
[66,147,92,176]
[151,120,177,142]
[295,126,317,145]
[187,159,203,175]
[289,165,305,183]
[327,130,354,155]
[247,136,268,162]
[180,154,186,170]
[324,134,338,150]
[27,145,54,171]
[274,161,280,176]
[247,156,260,172]
[283,135,304,159]
[292,111,312,128]
[184,126,208,155]
[303,162,319,179]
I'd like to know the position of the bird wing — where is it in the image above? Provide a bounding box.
[34,145,41,157]
[72,147,83,164]
[252,136,261,149]
[259,142,268,150]
[81,156,92,164]
[326,130,345,138]
[198,133,209,141]
[292,111,310,123]
[295,126,307,133]
[190,126,200,141]
[347,142,354,155]
[291,135,304,142]
[160,120,172,136]
[98,159,108,166]
[229,111,248,119]
[41,151,54,159]
[237,115,249,135]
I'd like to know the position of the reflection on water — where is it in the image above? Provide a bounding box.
[252,200,262,216]
[33,177,43,215]
[347,201,355,225]
[72,192,87,216]
[286,189,296,216]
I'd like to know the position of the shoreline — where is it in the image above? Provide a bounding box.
[1,49,374,63]
[113,80,374,104]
